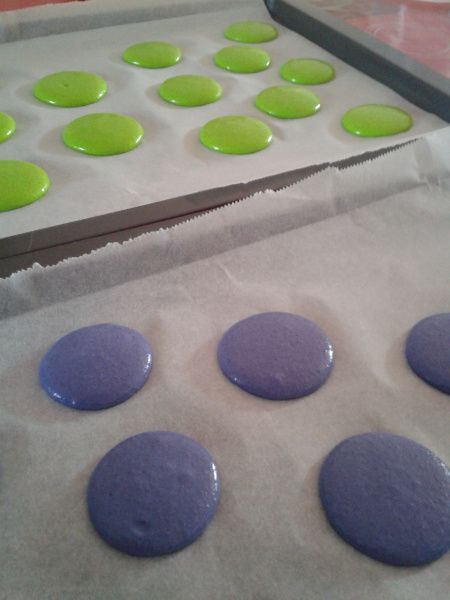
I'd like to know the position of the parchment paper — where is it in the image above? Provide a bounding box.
[0,2,446,241]
[0,0,244,43]
[1,127,449,599]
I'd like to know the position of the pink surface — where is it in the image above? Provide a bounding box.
[308,0,450,77]
[1,0,79,11]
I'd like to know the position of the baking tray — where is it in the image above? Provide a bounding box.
[0,161,327,277]
[0,1,445,272]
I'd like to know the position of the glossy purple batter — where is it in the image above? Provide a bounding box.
[39,323,152,410]
[217,312,334,400]
[405,312,450,395]
[87,431,220,557]
[319,432,450,566]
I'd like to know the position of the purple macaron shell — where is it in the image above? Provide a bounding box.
[405,312,450,395]
[319,432,450,566]
[87,431,221,557]
[217,312,334,400]
[39,323,152,410]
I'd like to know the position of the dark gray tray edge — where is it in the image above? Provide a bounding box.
[0,164,327,261]
[0,142,411,278]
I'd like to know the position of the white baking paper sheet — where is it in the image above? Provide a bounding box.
[1,127,449,600]
[0,1,446,241]
[0,0,244,43]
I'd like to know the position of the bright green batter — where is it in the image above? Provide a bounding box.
[122,41,182,68]
[280,59,335,85]
[199,116,272,154]
[214,46,271,74]
[0,160,50,212]
[342,104,413,137]
[159,75,222,107]
[33,71,107,107]
[256,86,321,119]
[63,113,144,156]
[224,21,278,43]
[0,112,16,143]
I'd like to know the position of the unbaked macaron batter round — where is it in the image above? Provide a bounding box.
[405,312,450,394]
[33,71,107,107]
[280,58,335,85]
[159,75,222,106]
[0,112,16,143]
[122,41,182,68]
[39,323,152,410]
[319,432,450,566]
[200,115,272,154]
[87,431,221,556]
[214,45,271,73]
[255,85,320,119]
[342,104,413,137]
[224,21,278,43]
[0,160,50,212]
[218,312,334,399]
[63,113,143,155]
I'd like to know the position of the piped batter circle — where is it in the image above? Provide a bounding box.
[319,432,450,566]
[159,75,223,106]
[33,71,107,107]
[199,115,272,154]
[342,104,413,137]
[122,41,182,68]
[62,113,144,156]
[0,112,16,143]
[224,21,278,43]
[39,323,152,410]
[214,45,271,73]
[87,431,221,556]
[255,85,321,119]
[280,58,335,85]
[0,160,50,212]
[405,312,450,394]
[217,312,334,399]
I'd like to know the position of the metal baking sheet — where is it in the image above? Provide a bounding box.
[0,1,445,265]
